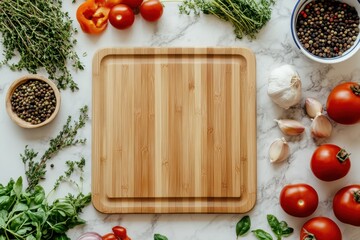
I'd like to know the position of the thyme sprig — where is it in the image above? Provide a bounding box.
[0,0,84,91]
[179,0,275,39]
[21,106,89,191]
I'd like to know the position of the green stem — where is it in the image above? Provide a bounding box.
[336,149,350,163]
[350,85,360,96]
[354,190,360,203]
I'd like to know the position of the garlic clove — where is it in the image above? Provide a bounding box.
[305,98,323,118]
[269,138,290,163]
[275,119,305,136]
[311,113,332,138]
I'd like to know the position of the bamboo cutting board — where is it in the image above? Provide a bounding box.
[92,48,256,213]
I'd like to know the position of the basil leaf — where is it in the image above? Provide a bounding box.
[252,229,273,240]
[16,226,32,235]
[0,196,10,208]
[154,233,168,240]
[279,221,294,237]
[0,236,6,240]
[12,202,28,213]
[267,214,281,237]
[26,235,36,240]
[33,186,45,204]
[236,215,251,237]
[13,177,23,198]
[0,216,5,227]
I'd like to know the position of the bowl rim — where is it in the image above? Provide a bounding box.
[5,74,61,129]
[291,0,360,64]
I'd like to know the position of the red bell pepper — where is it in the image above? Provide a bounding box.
[76,0,111,34]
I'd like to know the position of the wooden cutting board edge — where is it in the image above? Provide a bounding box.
[91,47,257,213]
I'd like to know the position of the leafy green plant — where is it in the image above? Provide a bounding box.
[179,0,275,39]
[236,214,293,240]
[0,0,83,91]
[0,107,90,240]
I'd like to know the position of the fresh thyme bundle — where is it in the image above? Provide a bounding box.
[0,0,83,91]
[0,107,90,240]
[179,0,275,39]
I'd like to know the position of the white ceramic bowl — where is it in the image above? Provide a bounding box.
[291,0,360,64]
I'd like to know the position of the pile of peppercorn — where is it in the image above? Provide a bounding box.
[296,0,359,58]
[11,79,57,125]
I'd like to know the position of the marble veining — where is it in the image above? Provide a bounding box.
[0,0,360,239]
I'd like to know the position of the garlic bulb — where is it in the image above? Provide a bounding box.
[269,138,290,163]
[268,65,302,109]
[305,98,323,118]
[275,119,305,136]
[311,113,332,138]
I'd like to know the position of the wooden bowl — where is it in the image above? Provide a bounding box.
[6,75,61,128]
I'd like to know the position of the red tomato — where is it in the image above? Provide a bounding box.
[109,4,135,30]
[311,144,351,181]
[327,82,360,125]
[280,183,318,217]
[300,217,342,240]
[140,0,163,22]
[102,233,119,240]
[104,0,123,8]
[122,0,144,9]
[333,185,360,226]
[112,226,128,239]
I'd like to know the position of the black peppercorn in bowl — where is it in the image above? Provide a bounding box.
[291,0,360,64]
[5,75,61,128]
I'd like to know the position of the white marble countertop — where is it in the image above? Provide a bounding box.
[1,0,360,239]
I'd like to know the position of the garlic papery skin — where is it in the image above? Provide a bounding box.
[305,98,323,118]
[267,65,302,109]
[311,113,333,138]
[269,138,290,163]
[275,119,305,136]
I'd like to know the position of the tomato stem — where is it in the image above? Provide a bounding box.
[303,230,316,240]
[354,190,360,203]
[350,85,360,96]
[336,148,350,163]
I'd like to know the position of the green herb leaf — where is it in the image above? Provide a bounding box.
[178,0,275,39]
[267,214,281,237]
[236,215,251,237]
[252,229,274,240]
[154,233,169,240]
[279,221,294,237]
[26,235,37,240]
[33,186,45,204]
[266,214,294,239]
[13,177,23,198]
[12,202,28,213]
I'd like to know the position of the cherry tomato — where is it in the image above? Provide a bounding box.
[300,217,342,240]
[280,183,318,217]
[109,4,135,30]
[327,82,360,125]
[311,144,351,181]
[333,185,360,226]
[122,0,144,9]
[102,233,119,240]
[104,0,123,8]
[140,0,163,22]
[112,226,127,239]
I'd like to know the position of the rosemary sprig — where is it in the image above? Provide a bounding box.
[0,0,84,91]
[179,0,275,39]
[21,106,89,191]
